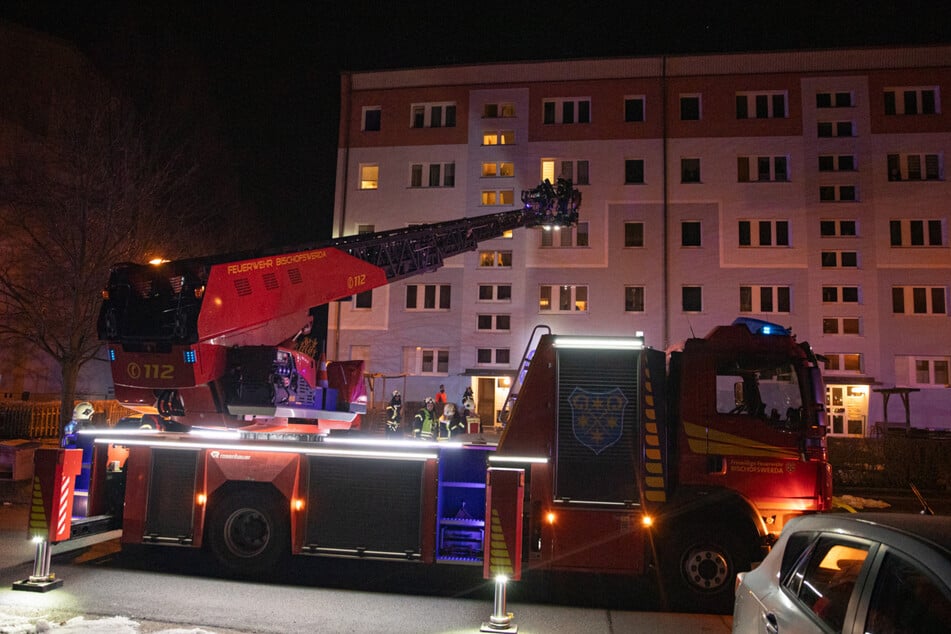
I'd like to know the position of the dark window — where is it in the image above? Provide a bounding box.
[682,287,702,312]
[929,220,943,245]
[821,252,837,267]
[625,286,644,312]
[445,105,456,127]
[578,100,590,123]
[496,349,510,364]
[625,98,644,122]
[405,285,418,309]
[865,553,951,633]
[820,220,836,236]
[755,94,769,118]
[497,285,512,301]
[772,94,786,117]
[355,290,372,308]
[839,156,855,170]
[478,285,493,300]
[842,287,858,302]
[892,287,905,313]
[735,95,748,119]
[682,222,701,246]
[822,287,839,302]
[841,252,857,267]
[429,164,441,187]
[364,109,381,131]
[890,220,902,246]
[884,91,897,115]
[680,96,700,120]
[740,286,752,312]
[625,159,645,184]
[922,89,936,114]
[562,101,574,124]
[776,221,789,245]
[543,101,555,124]
[681,158,701,183]
[625,222,644,247]
[818,155,835,171]
[739,221,751,246]
[477,349,492,363]
[758,221,772,246]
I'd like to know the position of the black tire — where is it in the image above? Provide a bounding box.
[205,486,290,576]
[660,523,752,614]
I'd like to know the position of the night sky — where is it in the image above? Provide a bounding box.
[2,1,949,247]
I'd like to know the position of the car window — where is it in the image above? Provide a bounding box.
[780,530,816,578]
[864,551,951,634]
[784,536,869,632]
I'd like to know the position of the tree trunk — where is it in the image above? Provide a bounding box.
[59,360,81,442]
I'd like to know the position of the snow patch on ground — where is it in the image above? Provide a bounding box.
[0,613,218,634]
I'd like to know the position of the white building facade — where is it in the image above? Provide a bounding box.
[330,46,951,435]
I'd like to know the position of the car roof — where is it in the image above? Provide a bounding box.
[786,512,951,557]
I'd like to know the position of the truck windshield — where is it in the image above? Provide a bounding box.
[715,361,804,428]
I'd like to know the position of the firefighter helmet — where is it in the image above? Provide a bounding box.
[72,401,94,421]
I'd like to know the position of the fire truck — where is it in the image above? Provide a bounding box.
[31,180,830,614]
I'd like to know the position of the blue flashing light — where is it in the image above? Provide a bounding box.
[732,317,791,337]
[108,348,116,362]
[183,349,197,364]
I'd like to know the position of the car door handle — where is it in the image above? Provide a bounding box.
[762,612,779,634]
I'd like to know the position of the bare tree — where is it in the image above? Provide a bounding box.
[0,78,246,436]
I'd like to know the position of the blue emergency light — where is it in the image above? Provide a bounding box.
[732,317,791,336]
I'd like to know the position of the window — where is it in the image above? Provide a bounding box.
[539,285,588,313]
[541,222,589,247]
[681,221,701,247]
[478,284,512,302]
[887,153,943,181]
[481,189,515,206]
[784,537,869,631]
[822,317,860,335]
[419,349,449,375]
[817,120,854,137]
[362,106,381,131]
[818,154,856,171]
[682,286,702,312]
[823,353,863,373]
[481,161,515,178]
[738,220,790,247]
[822,286,860,304]
[892,286,947,315]
[410,102,457,128]
[543,98,591,124]
[354,290,373,309]
[884,87,939,115]
[624,159,645,184]
[483,130,515,145]
[826,386,867,436]
[405,284,452,310]
[908,357,951,386]
[821,251,858,268]
[737,156,789,182]
[736,91,787,119]
[624,286,645,312]
[715,357,803,420]
[820,219,857,237]
[866,552,951,631]
[542,159,590,186]
[681,158,701,183]
[680,95,701,120]
[819,185,857,202]
[359,164,379,190]
[816,91,854,108]
[479,251,512,267]
[740,286,791,313]
[477,314,511,331]
[624,222,644,247]
[477,348,511,365]
[890,219,944,247]
[624,96,645,122]
[482,102,515,118]
[410,162,455,188]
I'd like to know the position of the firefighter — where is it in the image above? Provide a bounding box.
[434,384,448,412]
[438,402,465,439]
[62,401,94,448]
[385,390,402,438]
[413,397,437,439]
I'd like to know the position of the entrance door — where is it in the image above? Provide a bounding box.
[478,378,496,429]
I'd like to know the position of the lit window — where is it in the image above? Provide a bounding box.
[483,130,515,145]
[539,285,588,313]
[359,164,379,190]
[479,251,512,267]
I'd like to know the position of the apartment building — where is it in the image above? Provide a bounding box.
[330,46,951,435]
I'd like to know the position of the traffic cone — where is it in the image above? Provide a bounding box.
[317,353,329,388]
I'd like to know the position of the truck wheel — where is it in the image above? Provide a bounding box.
[660,523,751,614]
[206,487,289,576]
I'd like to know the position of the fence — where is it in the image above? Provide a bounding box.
[829,435,951,491]
[0,400,136,440]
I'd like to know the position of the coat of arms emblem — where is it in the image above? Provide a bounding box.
[567,387,628,455]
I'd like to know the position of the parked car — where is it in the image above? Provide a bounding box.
[733,512,951,633]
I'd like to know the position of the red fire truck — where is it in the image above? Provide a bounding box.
[34,180,830,614]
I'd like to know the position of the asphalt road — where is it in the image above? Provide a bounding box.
[0,540,734,634]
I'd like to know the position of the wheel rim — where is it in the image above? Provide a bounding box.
[681,545,730,592]
[222,507,271,558]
